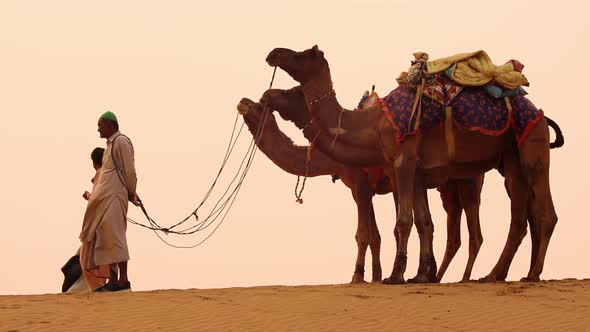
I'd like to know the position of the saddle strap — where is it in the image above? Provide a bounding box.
[445,106,456,161]
[504,96,513,129]
[409,79,426,131]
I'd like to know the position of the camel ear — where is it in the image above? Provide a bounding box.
[311,45,323,57]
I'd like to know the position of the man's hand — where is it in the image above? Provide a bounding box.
[83,191,91,201]
[129,192,142,206]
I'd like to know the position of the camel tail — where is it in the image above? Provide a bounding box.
[545,115,564,149]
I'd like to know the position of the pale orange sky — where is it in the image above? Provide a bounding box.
[0,0,588,295]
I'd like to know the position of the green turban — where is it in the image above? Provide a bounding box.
[99,111,118,123]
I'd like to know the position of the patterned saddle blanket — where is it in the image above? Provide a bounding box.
[379,84,544,145]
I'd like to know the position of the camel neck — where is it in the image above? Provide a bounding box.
[276,105,311,130]
[300,77,384,152]
[243,108,339,177]
[301,79,337,108]
[301,78,344,131]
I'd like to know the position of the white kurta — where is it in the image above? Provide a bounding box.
[79,131,137,270]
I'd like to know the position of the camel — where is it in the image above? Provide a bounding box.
[238,88,487,283]
[238,97,383,283]
[266,45,560,284]
[240,85,562,282]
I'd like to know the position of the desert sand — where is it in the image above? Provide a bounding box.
[1,279,589,331]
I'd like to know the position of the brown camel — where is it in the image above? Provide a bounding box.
[238,94,485,282]
[253,86,562,282]
[265,45,560,284]
[238,97,383,283]
[238,87,489,282]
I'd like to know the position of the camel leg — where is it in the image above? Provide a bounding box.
[382,167,414,285]
[501,146,542,278]
[367,203,382,282]
[350,173,374,283]
[527,200,540,275]
[481,151,528,282]
[522,178,556,283]
[458,175,484,282]
[383,146,418,285]
[407,175,437,283]
[436,181,462,283]
[519,121,558,282]
[384,181,400,283]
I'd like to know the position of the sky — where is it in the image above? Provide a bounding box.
[0,0,588,295]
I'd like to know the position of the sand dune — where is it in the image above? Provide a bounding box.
[1,279,589,331]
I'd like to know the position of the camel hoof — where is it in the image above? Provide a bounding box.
[350,280,367,285]
[350,273,366,284]
[478,276,495,283]
[408,274,437,284]
[372,269,382,283]
[520,276,540,282]
[479,275,504,283]
[350,278,367,284]
[382,276,405,285]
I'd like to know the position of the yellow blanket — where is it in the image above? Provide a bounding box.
[426,50,528,90]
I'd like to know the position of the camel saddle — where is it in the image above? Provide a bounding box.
[427,50,529,90]
[397,51,529,105]
[393,51,532,160]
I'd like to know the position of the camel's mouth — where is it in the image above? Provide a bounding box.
[259,89,282,106]
[266,48,295,67]
[237,98,257,115]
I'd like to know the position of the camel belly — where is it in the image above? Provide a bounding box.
[416,126,507,187]
[419,160,498,188]
[418,125,508,168]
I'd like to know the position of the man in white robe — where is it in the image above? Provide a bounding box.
[80,111,140,292]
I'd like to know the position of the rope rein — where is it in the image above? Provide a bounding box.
[294,88,340,204]
[331,107,344,148]
[293,131,320,204]
[114,67,278,248]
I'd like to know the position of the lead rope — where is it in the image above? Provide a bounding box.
[294,131,320,204]
[118,67,278,248]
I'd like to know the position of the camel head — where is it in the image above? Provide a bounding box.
[266,45,329,84]
[237,97,266,128]
[260,86,310,129]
